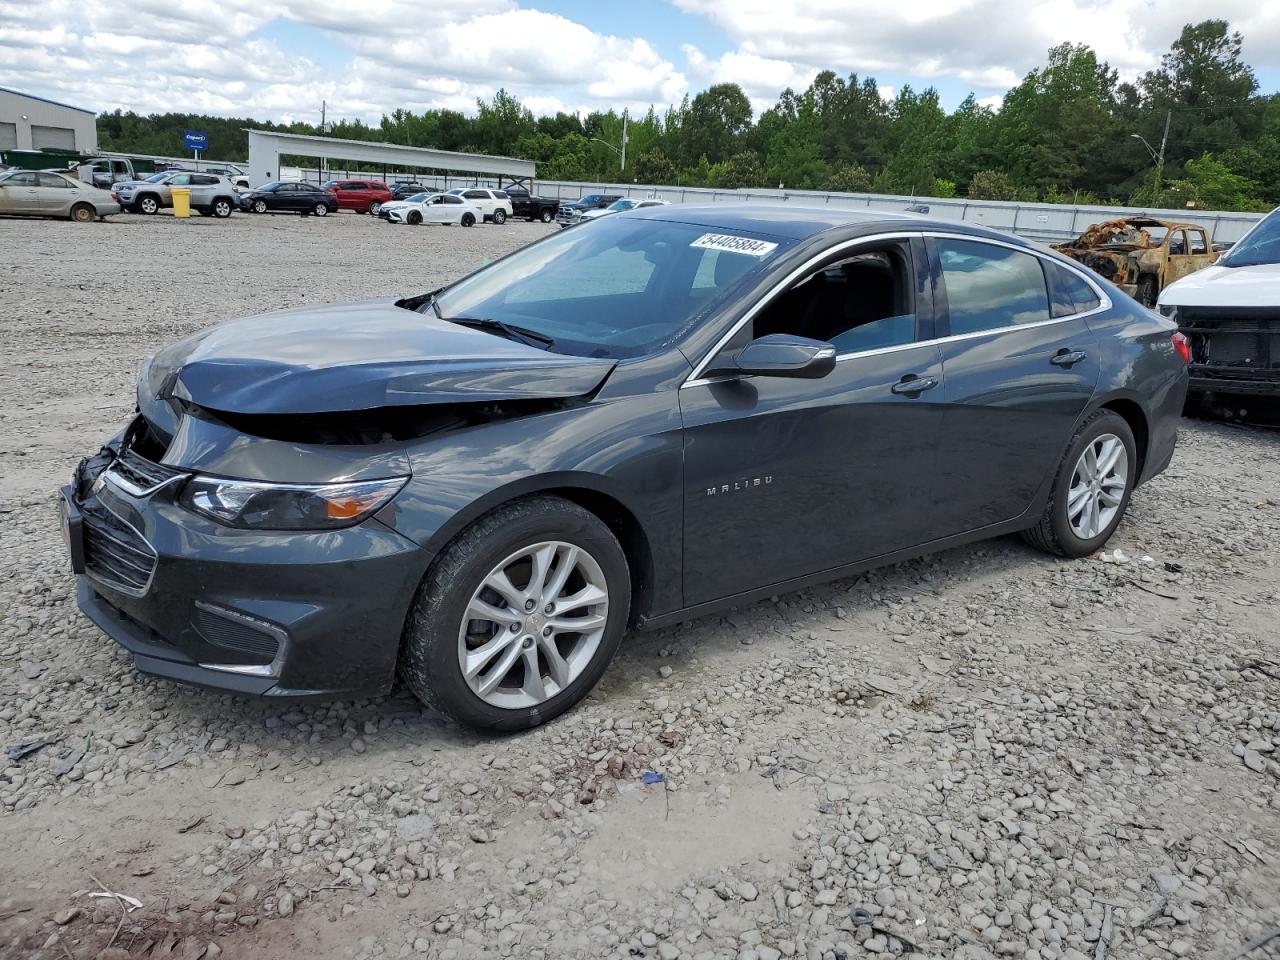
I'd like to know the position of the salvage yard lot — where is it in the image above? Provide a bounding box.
[1,211,1278,960]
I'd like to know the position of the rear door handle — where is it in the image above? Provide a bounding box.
[1050,349,1087,367]
[891,374,940,396]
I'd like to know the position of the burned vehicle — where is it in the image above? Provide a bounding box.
[1052,217,1217,307]
[1158,205,1280,402]
[61,206,1188,732]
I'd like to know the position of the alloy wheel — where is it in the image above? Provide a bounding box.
[1067,433,1128,540]
[457,541,609,709]
[253,199,267,214]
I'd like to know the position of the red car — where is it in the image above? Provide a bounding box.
[322,179,393,215]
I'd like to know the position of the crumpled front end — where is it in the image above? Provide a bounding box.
[61,415,427,699]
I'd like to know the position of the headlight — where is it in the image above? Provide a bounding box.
[1158,304,1178,321]
[181,476,408,530]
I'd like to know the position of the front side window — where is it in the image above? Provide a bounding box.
[1221,208,1280,267]
[432,218,790,359]
[168,174,191,185]
[1168,230,1187,255]
[4,172,38,186]
[936,239,1050,336]
[444,195,463,204]
[753,244,917,354]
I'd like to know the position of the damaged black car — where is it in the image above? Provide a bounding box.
[62,206,1189,731]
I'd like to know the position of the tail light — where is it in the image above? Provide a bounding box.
[1171,331,1191,364]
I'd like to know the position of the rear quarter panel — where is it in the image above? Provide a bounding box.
[1084,300,1188,483]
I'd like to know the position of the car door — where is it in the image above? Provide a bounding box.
[0,172,39,213]
[679,234,946,606]
[926,236,1102,537]
[287,184,312,211]
[34,172,77,215]
[1166,227,1212,285]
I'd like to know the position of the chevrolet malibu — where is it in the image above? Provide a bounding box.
[61,207,1189,731]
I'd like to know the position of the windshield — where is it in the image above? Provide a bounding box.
[257,181,282,191]
[143,173,170,183]
[407,192,431,202]
[1221,208,1280,268]
[606,199,637,212]
[446,188,465,195]
[432,216,789,359]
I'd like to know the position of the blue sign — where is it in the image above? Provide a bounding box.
[183,129,208,151]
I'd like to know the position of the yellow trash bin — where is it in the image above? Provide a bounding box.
[171,187,191,218]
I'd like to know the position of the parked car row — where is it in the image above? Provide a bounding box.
[0,168,120,221]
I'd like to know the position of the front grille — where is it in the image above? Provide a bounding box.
[192,605,280,662]
[81,499,157,596]
[109,447,184,495]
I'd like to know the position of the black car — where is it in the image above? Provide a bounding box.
[555,193,623,227]
[240,181,338,216]
[61,206,1188,732]
[390,182,430,201]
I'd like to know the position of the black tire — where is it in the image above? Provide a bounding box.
[252,199,268,214]
[1136,276,1157,308]
[212,198,233,218]
[314,203,329,217]
[368,201,382,216]
[70,203,95,223]
[540,208,554,223]
[400,496,630,732]
[1021,409,1137,558]
[407,211,422,225]
[138,195,160,215]
[461,213,476,227]
[492,209,506,224]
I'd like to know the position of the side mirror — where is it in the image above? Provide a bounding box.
[719,334,836,380]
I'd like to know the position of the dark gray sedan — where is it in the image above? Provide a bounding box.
[61,206,1189,731]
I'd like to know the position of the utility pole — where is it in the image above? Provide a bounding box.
[620,110,628,173]
[1155,109,1171,205]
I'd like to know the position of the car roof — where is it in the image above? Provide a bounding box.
[631,203,1032,246]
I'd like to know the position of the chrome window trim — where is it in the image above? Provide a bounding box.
[682,229,1113,389]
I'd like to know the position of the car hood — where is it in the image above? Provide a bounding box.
[144,300,616,416]
[1158,262,1280,309]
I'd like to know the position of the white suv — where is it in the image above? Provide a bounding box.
[445,188,513,224]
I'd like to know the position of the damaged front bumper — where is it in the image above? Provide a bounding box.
[1172,306,1280,396]
[61,425,427,699]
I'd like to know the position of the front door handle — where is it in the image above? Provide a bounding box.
[891,374,940,396]
[1050,349,1087,367]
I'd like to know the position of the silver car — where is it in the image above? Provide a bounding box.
[115,172,239,218]
[0,170,120,222]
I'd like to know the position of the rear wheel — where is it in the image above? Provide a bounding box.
[1021,410,1137,558]
[368,201,382,216]
[492,209,506,224]
[212,198,232,218]
[407,211,422,225]
[400,496,630,732]
[461,213,476,227]
[70,203,95,223]
[138,195,159,215]
[540,208,554,223]
[252,198,268,214]
[314,203,329,217]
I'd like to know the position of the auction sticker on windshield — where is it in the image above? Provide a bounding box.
[690,233,779,257]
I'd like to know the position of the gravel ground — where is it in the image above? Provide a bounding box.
[1,210,1278,960]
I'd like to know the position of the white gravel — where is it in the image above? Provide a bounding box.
[1,210,1278,960]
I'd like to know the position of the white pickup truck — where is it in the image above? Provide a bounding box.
[1158,205,1280,402]
[444,188,513,224]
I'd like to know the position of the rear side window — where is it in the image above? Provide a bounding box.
[37,173,73,188]
[936,239,1051,335]
[464,190,487,199]
[1188,230,1208,255]
[1044,261,1102,318]
[192,174,218,185]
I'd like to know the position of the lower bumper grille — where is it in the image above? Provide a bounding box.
[81,499,157,597]
[193,604,281,662]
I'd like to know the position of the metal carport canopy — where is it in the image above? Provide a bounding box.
[245,129,535,182]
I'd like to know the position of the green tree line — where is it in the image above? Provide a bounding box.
[97,19,1279,212]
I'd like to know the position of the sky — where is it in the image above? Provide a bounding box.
[2,0,1278,128]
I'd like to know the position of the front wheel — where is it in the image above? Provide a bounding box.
[400,496,630,732]
[253,199,268,214]
[407,211,422,225]
[314,203,329,217]
[138,195,159,215]
[461,213,475,227]
[1021,410,1137,558]
[492,209,506,224]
